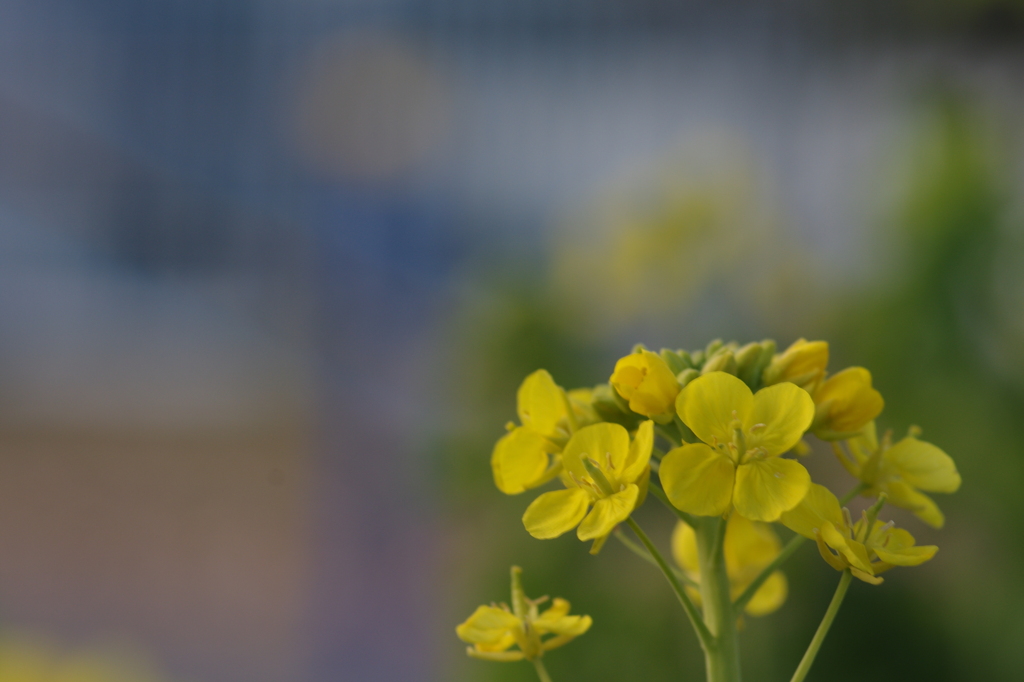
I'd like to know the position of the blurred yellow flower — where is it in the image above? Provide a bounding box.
[610,349,681,422]
[671,515,788,617]
[761,338,829,393]
[780,483,937,585]
[838,422,961,528]
[811,367,884,440]
[456,566,591,662]
[660,372,814,521]
[492,370,596,494]
[522,421,653,549]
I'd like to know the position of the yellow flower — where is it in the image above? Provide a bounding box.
[492,370,595,495]
[610,349,681,422]
[659,372,814,521]
[522,421,653,547]
[761,338,829,393]
[837,422,961,528]
[456,566,592,662]
[671,515,788,617]
[811,367,884,440]
[780,484,938,584]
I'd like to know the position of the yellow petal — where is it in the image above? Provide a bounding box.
[884,437,961,493]
[523,488,591,539]
[659,443,736,517]
[813,367,884,436]
[456,605,521,644]
[562,422,631,483]
[610,350,681,419]
[779,483,845,539]
[743,571,788,617]
[621,420,654,483]
[492,427,558,494]
[670,520,700,577]
[871,527,938,566]
[883,480,945,528]
[762,338,829,392]
[535,599,593,636]
[676,372,754,449]
[473,632,519,653]
[746,382,815,457]
[577,485,639,541]
[820,522,874,574]
[733,458,811,522]
[467,646,525,661]
[724,515,781,582]
[567,388,600,426]
[517,369,567,438]
[846,420,879,466]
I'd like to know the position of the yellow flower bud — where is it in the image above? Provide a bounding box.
[610,349,681,422]
[812,367,884,439]
[762,338,829,393]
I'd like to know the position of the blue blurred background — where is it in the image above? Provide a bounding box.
[1,1,1023,680]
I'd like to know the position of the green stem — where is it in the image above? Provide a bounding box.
[839,482,868,506]
[626,517,714,650]
[655,424,681,448]
[697,517,742,682]
[789,570,853,682]
[733,482,867,611]
[532,658,554,682]
[612,529,698,588]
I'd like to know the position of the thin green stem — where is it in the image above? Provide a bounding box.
[733,533,805,612]
[789,570,853,682]
[839,482,868,506]
[532,658,554,682]
[697,517,742,682]
[612,528,698,588]
[655,424,681,448]
[626,517,714,650]
[733,482,867,611]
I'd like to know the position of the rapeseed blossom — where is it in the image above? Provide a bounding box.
[522,421,653,549]
[671,515,788,617]
[610,349,681,422]
[456,566,591,662]
[492,370,596,494]
[811,367,884,440]
[780,484,937,584]
[837,422,961,527]
[659,372,814,521]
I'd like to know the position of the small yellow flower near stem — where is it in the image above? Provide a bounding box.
[492,370,597,495]
[811,367,884,440]
[610,349,681,423]
[522,421,654,551]
[780,484,938,584]
[762,339,830,394]
[659,372,815,521]
[671,515,788,617]
[456,566,592,662]
[836,422,961,528]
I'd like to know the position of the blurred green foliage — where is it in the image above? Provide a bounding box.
[436,90,1024,681]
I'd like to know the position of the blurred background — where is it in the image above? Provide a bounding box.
[0,1,1022,681]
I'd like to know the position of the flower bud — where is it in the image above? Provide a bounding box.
[701,348,737,376]
[812,367,884,439]
[762,339,829,393]
[610,349,681,422]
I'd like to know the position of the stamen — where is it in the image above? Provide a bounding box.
[749,423,766,432]
[606,452,615,470]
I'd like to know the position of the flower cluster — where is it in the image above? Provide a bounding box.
[463,337,960,677]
